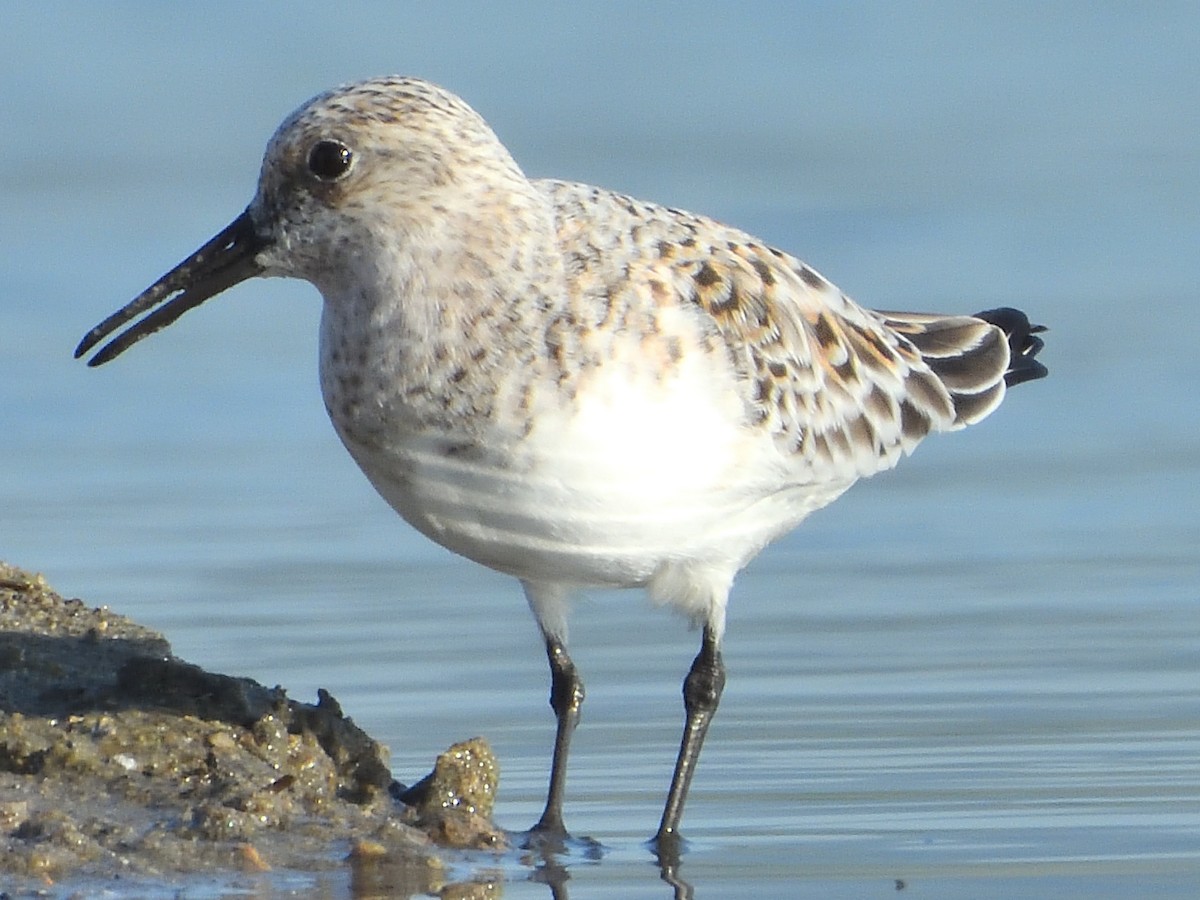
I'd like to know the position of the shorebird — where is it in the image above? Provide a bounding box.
[76,76,1046,853]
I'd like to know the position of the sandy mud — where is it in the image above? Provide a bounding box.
[0,563,506,897]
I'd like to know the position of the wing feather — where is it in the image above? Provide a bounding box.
[541,180,1026,485]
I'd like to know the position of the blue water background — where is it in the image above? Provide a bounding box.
[2,4,1198,897]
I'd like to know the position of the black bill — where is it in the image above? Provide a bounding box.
[75,209,269,367]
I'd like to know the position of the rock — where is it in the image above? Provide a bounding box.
[0,561,505,891]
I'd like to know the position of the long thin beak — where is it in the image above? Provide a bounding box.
[75,209,270,367]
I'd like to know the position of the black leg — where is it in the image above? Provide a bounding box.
[654,625,725,853]
[530,636,585,838]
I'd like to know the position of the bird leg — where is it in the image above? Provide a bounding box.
[655,625,725,851]
[530,635,585,838]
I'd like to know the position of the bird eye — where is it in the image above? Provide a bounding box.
[307,140,353,182]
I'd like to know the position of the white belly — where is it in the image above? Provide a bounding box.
[332,363,855,589]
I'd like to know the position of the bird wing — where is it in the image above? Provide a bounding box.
[541,180,1011,484]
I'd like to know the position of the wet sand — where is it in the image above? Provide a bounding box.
[0,562,505,896]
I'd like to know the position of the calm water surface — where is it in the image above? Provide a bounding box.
[3,4,1199,898]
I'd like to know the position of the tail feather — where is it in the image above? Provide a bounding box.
[973,307,1049,387]
[879,306,1047,430]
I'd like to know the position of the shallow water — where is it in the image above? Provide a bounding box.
[3,4,1200,897]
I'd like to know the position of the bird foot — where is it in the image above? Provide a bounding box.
[519,822,604,860]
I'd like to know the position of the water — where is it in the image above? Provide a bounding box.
[3,3,1199,897]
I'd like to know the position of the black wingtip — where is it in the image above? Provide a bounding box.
[974,307,1048,387]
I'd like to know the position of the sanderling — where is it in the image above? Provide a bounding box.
[76,76,1047,854]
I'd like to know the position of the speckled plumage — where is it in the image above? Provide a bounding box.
[77,76,1046,846]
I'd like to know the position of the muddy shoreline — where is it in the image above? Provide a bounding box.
[0,563,505,896]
